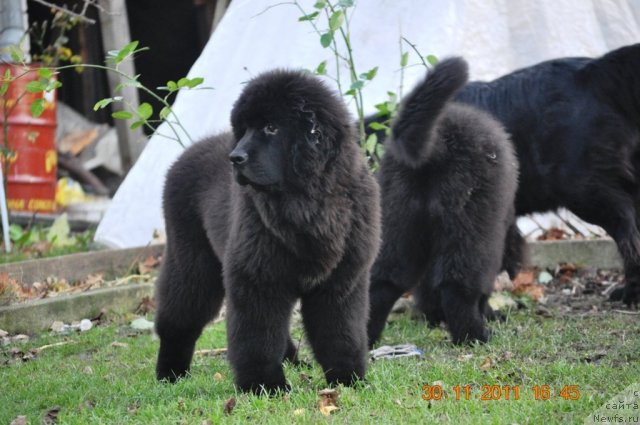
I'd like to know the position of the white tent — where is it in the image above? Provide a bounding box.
[95,0,640,248]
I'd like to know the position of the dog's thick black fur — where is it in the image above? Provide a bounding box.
[154,70,381,394]
[367,58,519,346]
[454,44,640,306]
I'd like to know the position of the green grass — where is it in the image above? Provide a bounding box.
[1,307,639,424]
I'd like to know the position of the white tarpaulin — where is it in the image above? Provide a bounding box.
[95,0,640,248]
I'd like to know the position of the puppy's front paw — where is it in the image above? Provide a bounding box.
[156,365,189,383]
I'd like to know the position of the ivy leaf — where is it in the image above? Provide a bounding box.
[299,11,320,21]
[114,40,139,64]
[112,110,134,120]
[368,121,387,131]
[361,66,378,81]
[320,32,334,48]
[30,98,45,118]
[10,46,24,63]
[315,60,327,75]
[426,54,438,66]
[365,133,377,155]
[185,77,204,88]
[329,10,344,32]
[137,102,153,120]
[130,120,145,130]
[37,68,53,79]
[400,52,409,67]
[159,106,171,120]
[26,81,46,93]
[313,1,327,9]
[166,80,178,91]
[350,80,364,91]
[93,98,114,111]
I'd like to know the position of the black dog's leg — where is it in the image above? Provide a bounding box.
[155,239,225,382]
[226,286,295,395]
[570,197,640,307]
[501,221,527,279]
[302,277,369,386]
[367,277,406,348]
[439,283,488,344]
[413,283,444,327]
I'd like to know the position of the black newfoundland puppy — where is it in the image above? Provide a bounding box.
[455,43,640,306]
[154,70,381,394]
[367,58,518,346]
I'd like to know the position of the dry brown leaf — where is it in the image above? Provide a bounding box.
[318,388,339,416]
[223,397,236,416]
[479,356,493,370]
[293,408,306,416]
[512,270,545,301]
[110,341,128,348]
[138,255,161,274]
[536,227,568,241]
[213,372,224,381]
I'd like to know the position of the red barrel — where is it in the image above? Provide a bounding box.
[0,63,57,213]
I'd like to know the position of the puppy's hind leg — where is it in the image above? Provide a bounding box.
[155,235,225,382]
[367,277,406,348]
[302,275,369,387]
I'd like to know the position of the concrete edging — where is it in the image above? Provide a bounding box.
[0,239,624,334]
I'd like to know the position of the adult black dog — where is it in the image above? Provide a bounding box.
[454,44,640,306]
[367,58,518,346]
[154,70,381,394]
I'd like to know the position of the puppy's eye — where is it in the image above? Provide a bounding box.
[264,123,278,136]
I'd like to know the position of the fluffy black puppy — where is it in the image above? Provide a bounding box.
[367,58,518,346]
[154,70,381,394]
[455,44,640,306]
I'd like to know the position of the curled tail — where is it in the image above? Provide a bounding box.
[389,57,469,167]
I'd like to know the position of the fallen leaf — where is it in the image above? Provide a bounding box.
[213,372,224,381]
[537,227,568,241]
[479,356,493,370]
[293,408,306,416]
[110,341,128,348]
[0,329,8,337]
[512,271,545,301]
[42,406,61,424]
[318,388,339,416]
[223,397,236,415]
[138,255,161,274]
[12,334,29,343]
[10,416,27,425]
[458,353,473,361]
[82,366,94,375]
[501,351,514,361]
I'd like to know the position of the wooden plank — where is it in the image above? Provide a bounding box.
[98,0,145,172]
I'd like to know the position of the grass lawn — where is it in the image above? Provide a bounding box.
[2,279,639,424]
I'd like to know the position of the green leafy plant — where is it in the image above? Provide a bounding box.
[294,0,384,168]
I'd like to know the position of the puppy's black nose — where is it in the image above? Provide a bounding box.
[229,151,249,165]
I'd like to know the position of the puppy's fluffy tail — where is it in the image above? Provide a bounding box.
[580,43,640,127]
[389,57,468,167]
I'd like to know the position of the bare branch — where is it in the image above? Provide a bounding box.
[28,0,97,24]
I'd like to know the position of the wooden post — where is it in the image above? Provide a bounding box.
[98,0,145,173]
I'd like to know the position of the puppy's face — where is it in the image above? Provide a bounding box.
[229,70,349,192]
[229,121,288,191]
